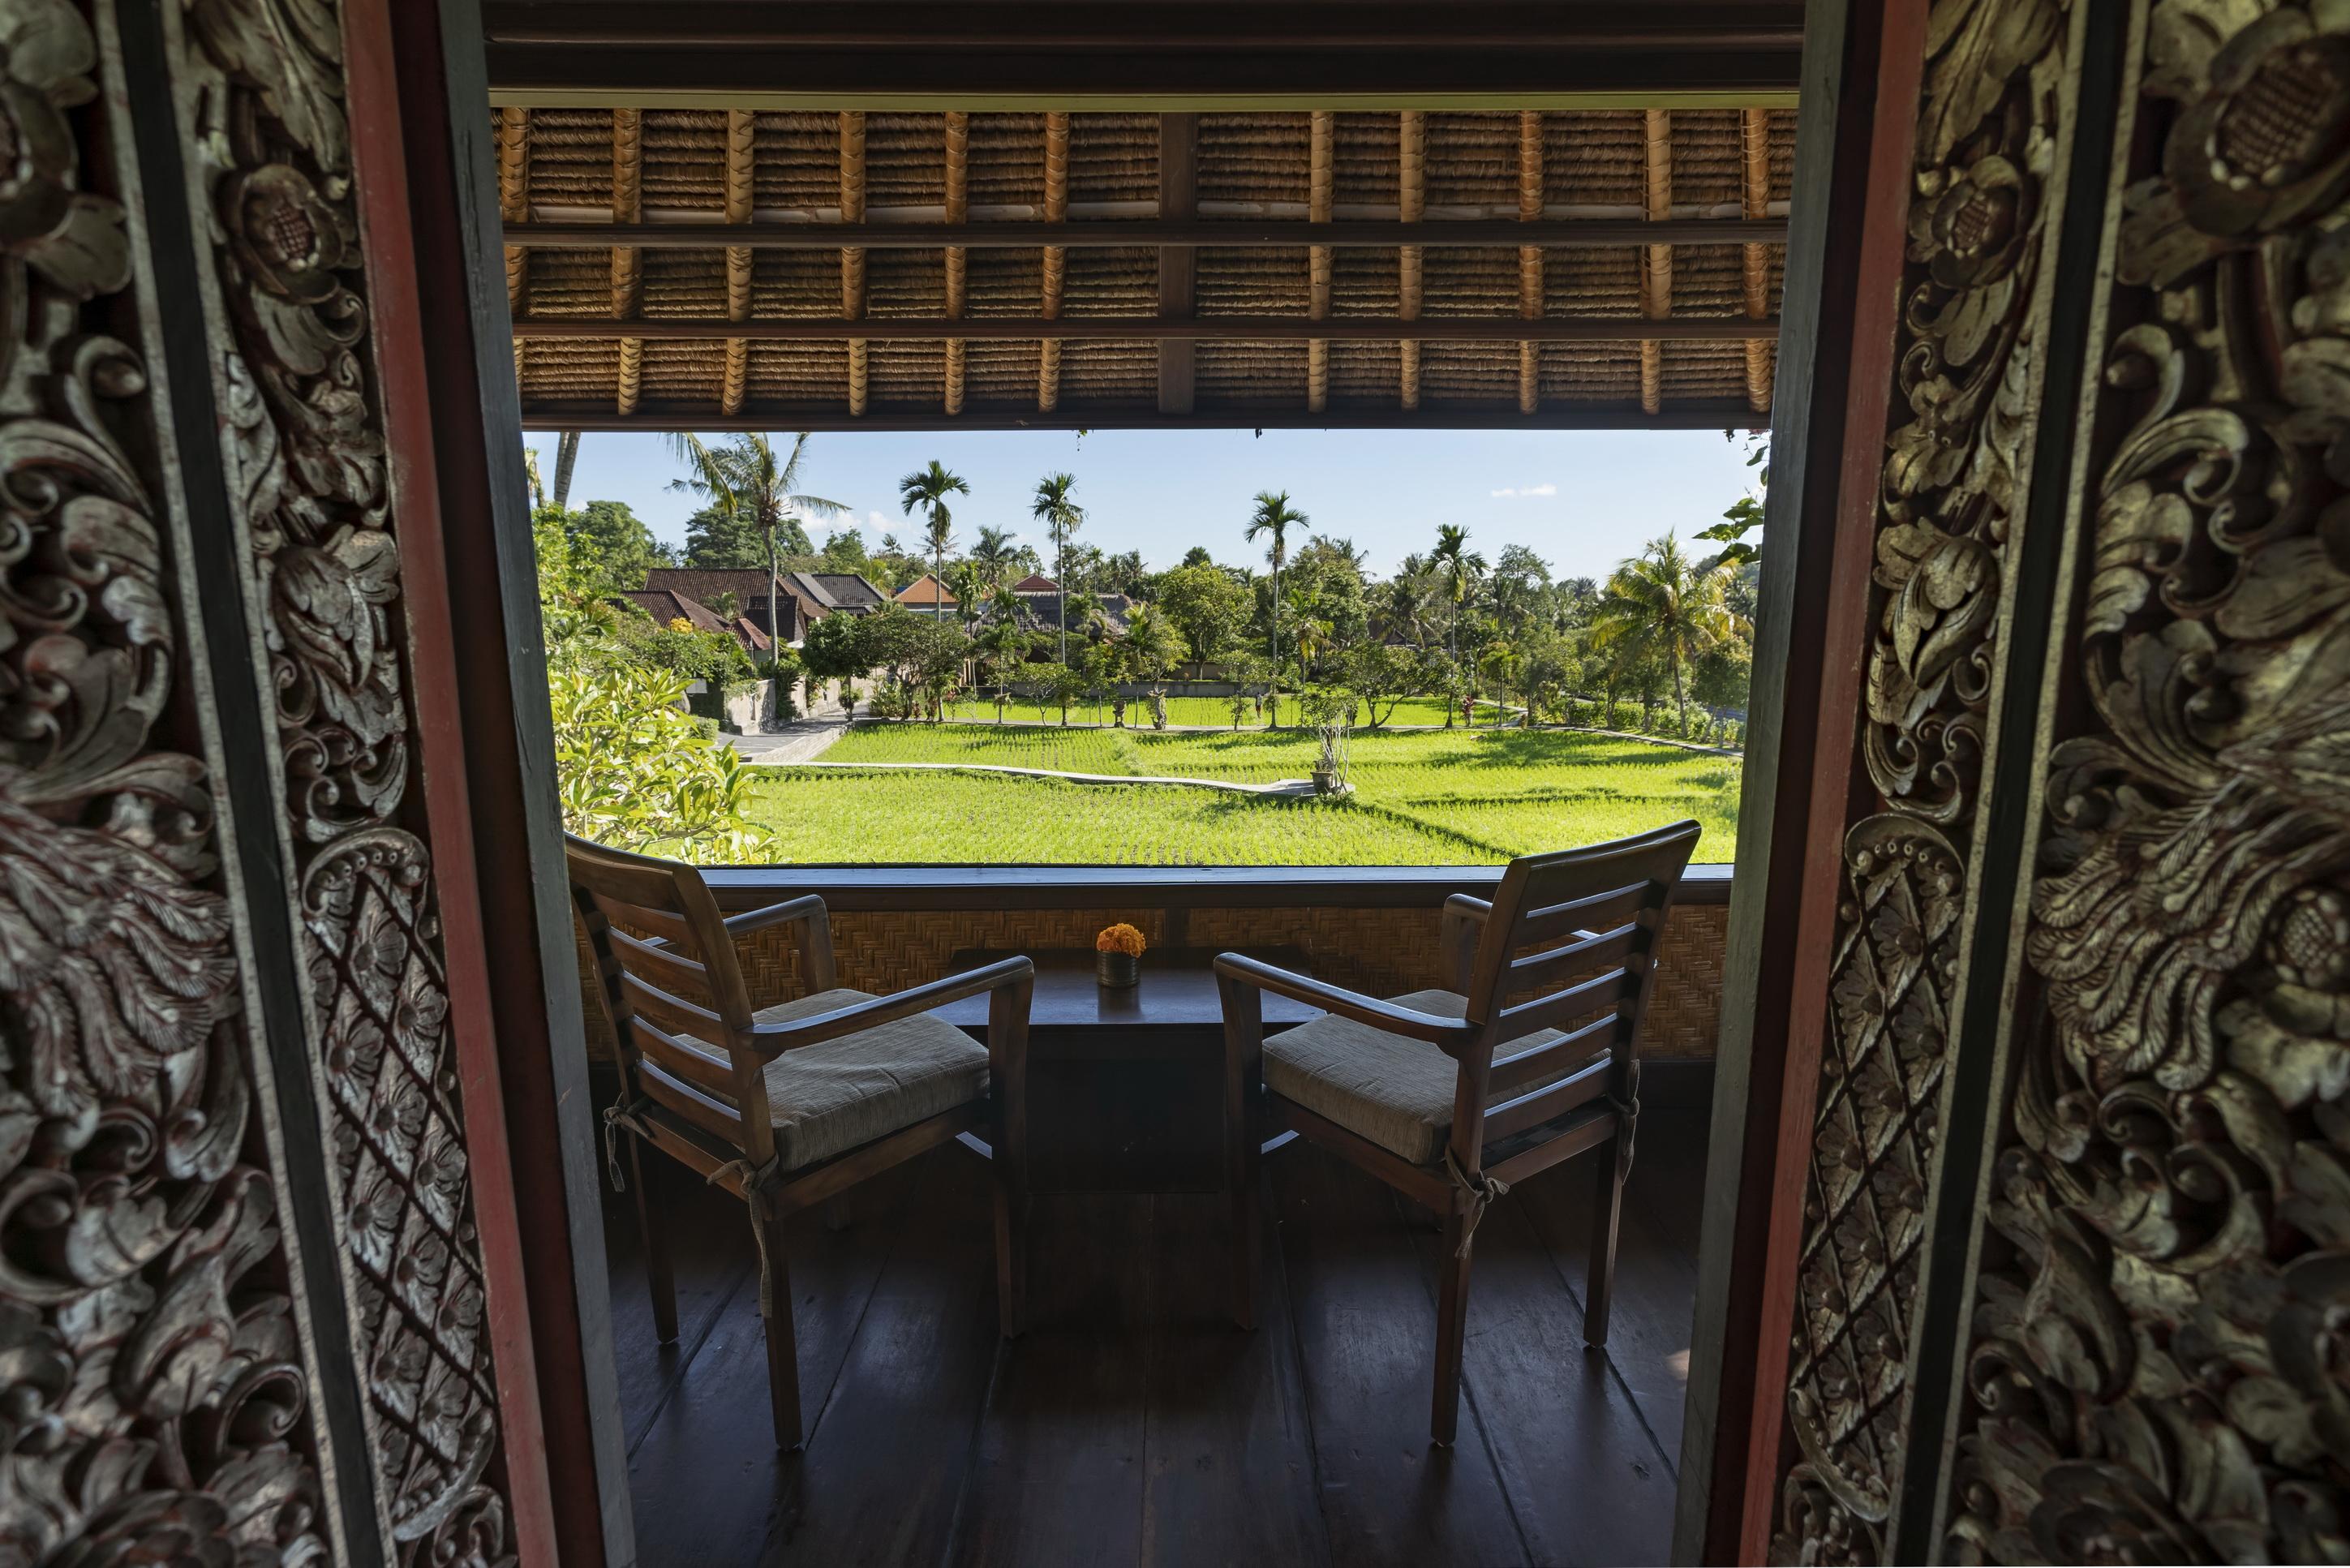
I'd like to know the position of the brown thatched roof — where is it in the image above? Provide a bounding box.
[501,107,1794,431]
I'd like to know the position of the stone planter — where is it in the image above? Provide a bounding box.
[1096,951,1140,988]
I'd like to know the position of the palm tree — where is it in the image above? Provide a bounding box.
[1385,553,1433,649]
[668,432,847,648]
[552,429,582,509]
[898,460,970,621]
[1244,490,1308,676]
[1591,531,1747,736]
[1031,473,1085,664]
[1429,523,1487,665]
[970,524,1021,588]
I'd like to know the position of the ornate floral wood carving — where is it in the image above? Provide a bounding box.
[1945,1,2350,1557]
[167,0,516,1559]
[1776,0,2072,1557]
[0,1,332,1560]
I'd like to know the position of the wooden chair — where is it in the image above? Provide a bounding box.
[1214,820,1701,1444]
[565,834,1034,1449]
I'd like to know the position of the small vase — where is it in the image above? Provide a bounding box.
[1097,951,1140,988]
[1312,767,1335,794]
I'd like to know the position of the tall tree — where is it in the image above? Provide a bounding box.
[1030,472,1085,664]
[970,524,1021,587]
[1591,531,1747,735]
[1244,490,1308,677]
[897,459,970,620]
[1154,563,1250,677]
[1429,522,1487,666]
[668,432,846,647]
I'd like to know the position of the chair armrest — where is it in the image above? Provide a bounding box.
[722,894,828,939]
[747,956,1035,1057]
[724,895,837,991]
[1440,895,1491,993]
[1212,952,1478,1052]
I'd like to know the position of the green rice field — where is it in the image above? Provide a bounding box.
[741,723,1739,866]
[934,694,1507,728]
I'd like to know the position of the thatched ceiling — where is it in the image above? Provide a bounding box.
[501,107,1797,432]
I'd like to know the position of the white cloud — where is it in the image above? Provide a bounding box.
[1491,487,1517,498]
[866,509,887,527]
[1523,482,1558,497]
[1489,482,1558,500]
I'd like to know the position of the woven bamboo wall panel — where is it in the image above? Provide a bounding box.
[572,901,1728,1064]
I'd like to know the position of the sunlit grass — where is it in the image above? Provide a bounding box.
[933,694,1508,728]
[741,721,1740,866]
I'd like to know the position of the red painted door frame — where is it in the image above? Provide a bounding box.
[343,1,632,1562]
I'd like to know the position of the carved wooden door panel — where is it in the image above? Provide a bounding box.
[0,0,582,1562]
[1755,0,2350,1560]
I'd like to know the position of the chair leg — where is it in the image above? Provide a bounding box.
[1431,1204,1475,1446]
[757,1198,803,1450]
[627,1136,678,1343]
[991,1157,1026,1338]
[1584,1138,1626,1350]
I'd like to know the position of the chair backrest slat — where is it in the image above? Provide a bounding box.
[566,833,775,1163]
[608,924,715,1000]
[1447,820,1702,1172]
[1487,1016,1613,1095]
[638,1059,750,1143]
[1481,1055,1613,1144]
[628,1016,741,1099]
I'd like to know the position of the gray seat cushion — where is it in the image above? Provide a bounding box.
[748,988,989,1171]
[1262,988,1591,1165]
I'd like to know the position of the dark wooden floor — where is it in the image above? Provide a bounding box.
[605,1107,1708,1567]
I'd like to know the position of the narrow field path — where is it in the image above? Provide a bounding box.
[760,757,1329,798]
[727,718,849,765]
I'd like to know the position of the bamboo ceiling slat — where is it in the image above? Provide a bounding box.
[840,110,867,416]
[612,107,643,415]
[1741,105,1774,413]
[1639,108,1670,416]
[943,111,968,414]
[508,106,1794,429]
[1039,111,1068,411]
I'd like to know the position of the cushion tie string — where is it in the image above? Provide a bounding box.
[1442,1148,1511,1259]
[708,1158,783,1317]
[602,1093,651,1193]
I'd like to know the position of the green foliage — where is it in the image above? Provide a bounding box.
[535,499,669,592]
[1153,563,1250,675]
[798,612,868,681]
[1338,642,1415,728]
[1698,432,1768,569]
[683,501,798,569]
[547,659,771,858]
[821,529,870,571]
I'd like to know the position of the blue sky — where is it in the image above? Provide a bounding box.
[541,427,1762,583]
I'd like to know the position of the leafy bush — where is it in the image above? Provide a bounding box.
[548,661,771,858]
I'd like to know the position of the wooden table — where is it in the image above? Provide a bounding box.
[933,948,1321,1193]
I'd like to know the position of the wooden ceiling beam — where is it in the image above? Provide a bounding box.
[1639,108,1672,416]
[481,3,1804,105]
[1398,110,1424,410]
[1519,109,1542,416]
[1741,106,1775,413]
[1038,111,1068,413]
[1158,114,1197,415]
[610,106,642,415]
[943,111,967,415]
[518,402,1772,434]
[840,110,867,416]
[502,217,1790,250]
[496,106,530,388]
[1307,110,1333,414]
[514,316,1778,342]
[721,107,753,415]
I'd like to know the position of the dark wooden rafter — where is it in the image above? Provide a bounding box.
[1518,108,1541,415]
[722,107,753,415]
[1640,108,1671,416]
[1038,110,1067,412]
[1398,110,1424,410]
[611,105,642,414]
[479,2,1806,103]
[519,402,1764,433]
[943,110,967,415]
[1158,113,1197,415]
[1741,105,1774,413]
[840,110,866,416]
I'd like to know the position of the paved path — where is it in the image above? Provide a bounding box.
[726,718,848,765]
[754,756,1336,798]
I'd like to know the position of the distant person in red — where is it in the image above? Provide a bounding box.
[1462,694,1475,727]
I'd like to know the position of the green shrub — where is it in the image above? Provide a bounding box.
[548,661,771,858]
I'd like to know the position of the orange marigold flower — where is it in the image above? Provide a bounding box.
[1095,922,1146,957]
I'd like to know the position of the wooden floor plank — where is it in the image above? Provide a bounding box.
[951,1194,1158,1568]
[627,1180,903,1566]
[1512,1107,1708,1471]
[599,1157,757,1453]
[1140,1188,1330,1567]
[1403,1188,1677,1566]
[773,1146,1005,1566]
[1270,1146,1530,1567]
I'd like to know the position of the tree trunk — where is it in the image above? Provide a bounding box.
[765,526,781,650]
[552,428,581,509]
[1672,651,1688,737]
